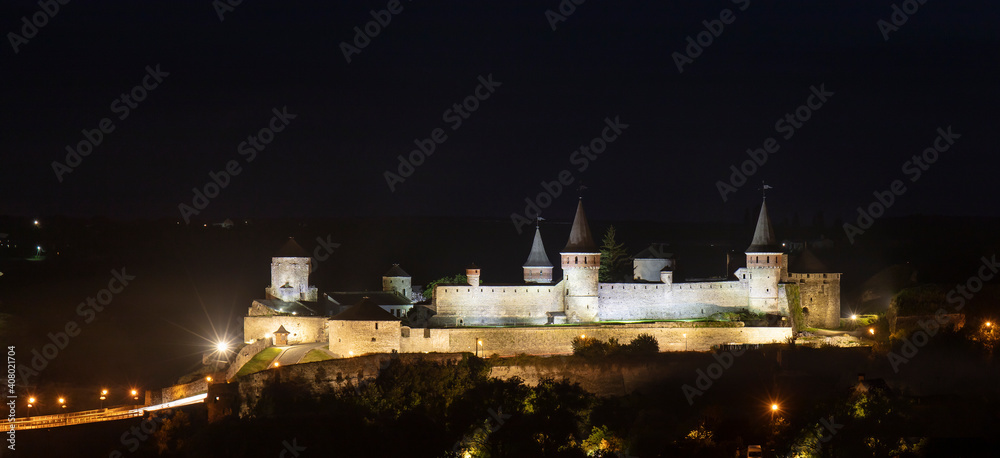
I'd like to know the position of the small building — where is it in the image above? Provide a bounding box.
[328,297,402,358]
[273,325,290,346]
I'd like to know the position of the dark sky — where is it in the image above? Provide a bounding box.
[2,0,998,224]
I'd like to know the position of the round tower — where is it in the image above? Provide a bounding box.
[746,200,783,314]
[382,264,412,299]
[560,199,600,322]
[466,264,481,287]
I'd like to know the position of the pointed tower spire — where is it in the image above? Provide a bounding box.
[523,225,553,283]
[524,227,553,267]
[746,200,779,253]
[563,199,598,253]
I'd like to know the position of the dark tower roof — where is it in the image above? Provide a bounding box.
[746,201,781,252]
[790,246,829,273]
[563,199,598,253]
[275,237,309,258]
[273,325,289,334]
[383,264,410,277]
[330,297,399,321]
[523,226,553,267]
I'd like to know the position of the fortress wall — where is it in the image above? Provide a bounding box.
[400,324,792,355]
[400,326,451,353]
[788,273,841,328]
[434,282,565,326]
[597,281,751,320]
[235,352,466,418]
[226,338,273,381]
[161,378,209,403]
[329,320,401,357]
[243,316,328,344]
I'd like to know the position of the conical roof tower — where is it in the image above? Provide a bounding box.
[746,201,780,253]
[523,225,553,283]
[563,199,598,253]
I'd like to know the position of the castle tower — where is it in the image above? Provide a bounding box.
[266,238,318,302]
[523,225,553,283]
[466,264,480,287]
[745,201,783,313]
[560,199,600,322]
[382,264,412,298]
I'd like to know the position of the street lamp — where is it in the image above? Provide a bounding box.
[850,314,857,320]
[868,328,875,336]
[58,397,66,409]
[27,397,35,418]
[130,389,139,404]
[100,389,108,409]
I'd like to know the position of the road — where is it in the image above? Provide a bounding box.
[274,342,329,366]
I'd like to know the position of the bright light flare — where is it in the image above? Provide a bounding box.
[850,314,857,320]
[215,341,229,353]
[869,328,875,335]
[771,403,779,411]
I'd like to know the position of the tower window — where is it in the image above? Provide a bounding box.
[375,323,378,330]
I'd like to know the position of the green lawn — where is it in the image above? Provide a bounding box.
[235,347,282,377]
[301,348,334,363]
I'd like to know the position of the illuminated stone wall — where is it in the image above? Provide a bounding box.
[243,315,328,344]
[329,319,401,357]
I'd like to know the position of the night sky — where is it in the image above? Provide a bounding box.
[2,0,999,225]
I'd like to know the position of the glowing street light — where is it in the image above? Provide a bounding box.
[27,397,35,418]
[868,328,875,336]
[273,362,280,368]
[33,220,39,226]
[58,397,66,409]
[100,389,108,409]
[850,314,857,320]
[206,376,213,382]
[771,403,779,412]
[215,341,229,353]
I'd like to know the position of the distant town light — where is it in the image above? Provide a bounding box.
[206,376,213,382]
[770,403,779,411]
[868,328,875,335]
[33,220,39,226]
[273,362,280,368]
[986,321,993,327]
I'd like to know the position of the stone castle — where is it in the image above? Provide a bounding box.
[243,199,840,357]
